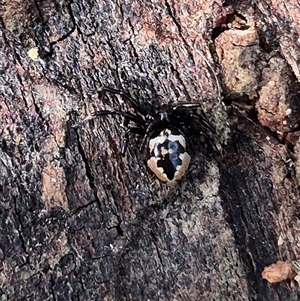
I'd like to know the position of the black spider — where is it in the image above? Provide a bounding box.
[82,87,217,187]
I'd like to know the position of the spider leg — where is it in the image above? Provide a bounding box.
[139,123,154,153]
[189,113,216,133]
[81,109,145,125]
[121,126,145,155]
[179,124,196,154]
[172,103,201,110]
[139,117,164,153]
[172,103,216,133]
[99,87,148,117]
[198,131,219,154]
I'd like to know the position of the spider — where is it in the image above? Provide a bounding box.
[82,87,218,187]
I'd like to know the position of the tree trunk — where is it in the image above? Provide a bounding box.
[1,0,299,300]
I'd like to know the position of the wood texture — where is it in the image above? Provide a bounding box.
[0,0,300,300]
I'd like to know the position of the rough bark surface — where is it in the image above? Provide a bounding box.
[0,0,300,300]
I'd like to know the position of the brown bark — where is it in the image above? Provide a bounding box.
[0,0,300,300]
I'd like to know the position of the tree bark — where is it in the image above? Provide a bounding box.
[0,0,300,300]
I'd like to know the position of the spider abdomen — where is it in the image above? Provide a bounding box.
[147,129,191,187]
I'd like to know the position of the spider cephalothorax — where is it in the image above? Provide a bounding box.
[82,87,217,187]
